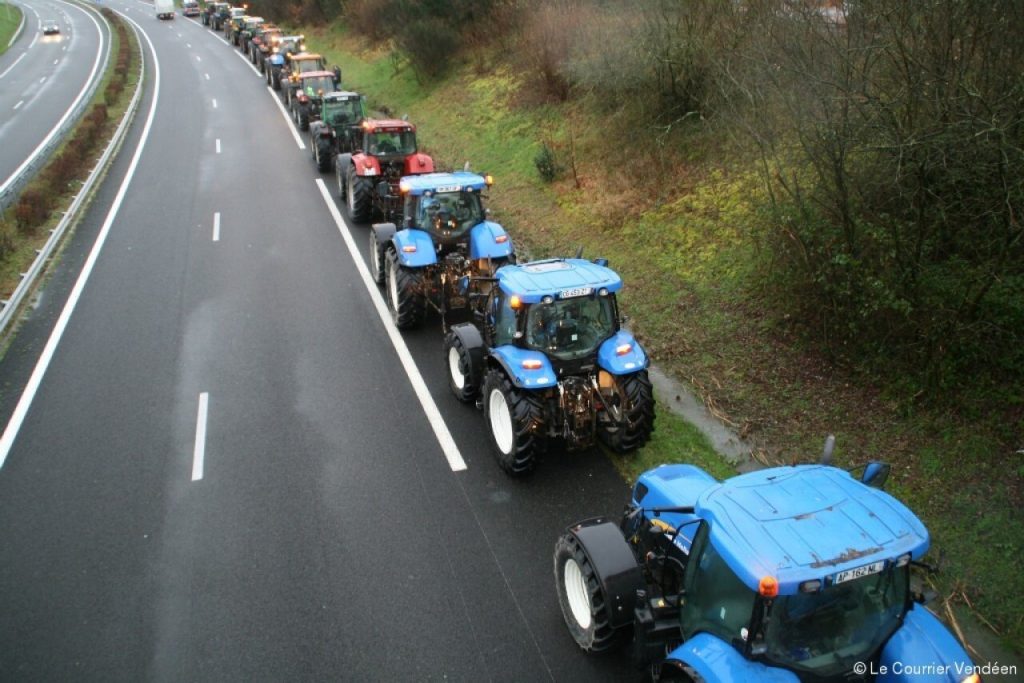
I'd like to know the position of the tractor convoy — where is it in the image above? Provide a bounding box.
[186,5,981,680]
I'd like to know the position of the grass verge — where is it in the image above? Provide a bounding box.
[0,3,21,55]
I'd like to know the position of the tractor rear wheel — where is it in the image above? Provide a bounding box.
[482,369,544,475]
[271,70,281,90]
[553,533,626,652]
[444,332,477,403]
[385,249,423,330]
[597,370,655,453]
[298,104,310,131]
[346,168,372,223]
[315,138,333,172]
[368,230,386,285]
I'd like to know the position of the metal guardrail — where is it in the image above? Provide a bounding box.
[0,8,145,337]
[0,1,111,211]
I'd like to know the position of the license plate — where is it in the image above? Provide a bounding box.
[559,287,593,299]
[833,561,885,585]
[435,185,460,193]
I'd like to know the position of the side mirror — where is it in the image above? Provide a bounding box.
[859,461,890,489]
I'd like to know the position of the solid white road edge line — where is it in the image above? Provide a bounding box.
[191,393,208,481]
[0,0,105,197]
[268,86,304,150]
[231,46,260,77]
[0,52,27,80]
[212,211,220,241]
[313,178,467,472]
[0,11,160,470]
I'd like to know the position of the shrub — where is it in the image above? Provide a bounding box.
[534,143,562,183]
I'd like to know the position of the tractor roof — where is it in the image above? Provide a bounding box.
[289,52,322,61]
[495,259,623,303]
[398,171,488,196]
[363,119,415,132]
[297,71,336,79]
[323,91,361,100]
[637,464,930,596]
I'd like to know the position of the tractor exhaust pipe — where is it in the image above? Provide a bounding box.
[821,434,835,465]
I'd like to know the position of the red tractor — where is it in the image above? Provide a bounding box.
[335,119,434,223]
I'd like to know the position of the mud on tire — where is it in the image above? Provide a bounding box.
[384,249,424,330]
[597,370,655,453]
[482,369,545,475]
[553,533,626,652]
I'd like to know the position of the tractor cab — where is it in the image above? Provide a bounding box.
[295,73,337,99]
[397,172,493,248]
[286,53,326,80]
[555,461,977,681]
[318,92,365,127]
[487,259,623,364]
[361,122,418,159]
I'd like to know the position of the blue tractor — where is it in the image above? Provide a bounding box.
[443,258,656,475]
[368,171,515,330]
[554,445,979,682]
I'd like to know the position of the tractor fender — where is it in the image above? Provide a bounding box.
[564,517,644,631]
[597,331,649,375]
[488,345,556,389]
[665,634,799,683]
[404,153,434,175]
[352,153,381,177]
[392,229,437,268]
[309,120,327,137]
[468,221,514,260]
[877,605,975,682]
[449,323,486,391]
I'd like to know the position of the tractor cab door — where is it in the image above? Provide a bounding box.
[485,289,519,348]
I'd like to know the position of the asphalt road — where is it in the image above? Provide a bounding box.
[0,0,109,199]
[0,3,643,680]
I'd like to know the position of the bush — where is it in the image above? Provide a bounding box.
[534,143,562,183]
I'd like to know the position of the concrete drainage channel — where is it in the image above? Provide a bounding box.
[0,9,144,339]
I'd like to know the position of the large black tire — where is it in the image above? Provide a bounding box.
[271,69,281,90]
[314,137,333,173]
[297,104,310,131]
[384,249,424,330]
[553,533,628,652]
[346,168,373,223]
[482,369,544,475]
[444,332,477,403]
[597,370,655,453]
[368,230,386,285]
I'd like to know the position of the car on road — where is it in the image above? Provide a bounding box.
[182,1,200,17]
[42,20,60,35]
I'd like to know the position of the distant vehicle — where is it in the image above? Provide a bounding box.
[182,1,200,17]
[155,0,175,20]
[42,20,60,35]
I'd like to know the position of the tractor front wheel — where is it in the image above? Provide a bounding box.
[271,70,281,90]
[385,249,423,330]
[553,533,625,652]
[597,370,655,453]
[297,104,310,131]
[482,369,544,475]
[315,138,333,172]
[444,332,477,403]
[368,230,386,285]
[346,168,372,223]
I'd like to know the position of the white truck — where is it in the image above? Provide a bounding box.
[155,0,175,20]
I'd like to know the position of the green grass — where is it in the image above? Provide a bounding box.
[0,2,22,55]
[301,25,1024,655]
